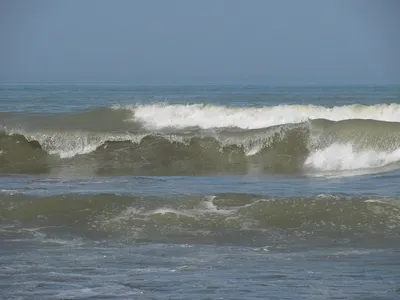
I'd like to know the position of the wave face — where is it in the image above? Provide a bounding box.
[1,193,399,247]
[1,104,400,176]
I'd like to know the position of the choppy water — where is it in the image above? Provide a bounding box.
[1,84,399,299]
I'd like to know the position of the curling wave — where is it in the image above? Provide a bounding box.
[1,104,400,176]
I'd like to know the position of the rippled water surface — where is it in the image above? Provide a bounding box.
[1,85,399,299]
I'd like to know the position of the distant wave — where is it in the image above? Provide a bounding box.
[123,103,400,129]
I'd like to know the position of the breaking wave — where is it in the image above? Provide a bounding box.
[126,103,400,129]
[1,104,400,176]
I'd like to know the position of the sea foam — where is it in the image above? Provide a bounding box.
[130,103,400,129]
[305,143,400,172]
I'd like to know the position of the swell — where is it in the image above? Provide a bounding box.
[1,193,399,247]
[1,118,400,176]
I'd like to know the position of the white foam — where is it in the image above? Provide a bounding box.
[305,143,400,172]
[108,195,237,229]
[129,103,400,129]
[10,130,189,158]
[200,195,234,215]
[10,130,147,158]
[0,189,18,195]
[34,132,142,158]
[202,196,218,212]
[364,199,389,204]
[149,207,194,218]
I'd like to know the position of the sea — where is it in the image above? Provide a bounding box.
[0,84,399,299]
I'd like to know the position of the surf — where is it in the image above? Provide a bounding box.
[1,116,400,176]
[127,103,400,129]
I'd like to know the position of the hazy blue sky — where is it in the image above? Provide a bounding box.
[1,0,399,85]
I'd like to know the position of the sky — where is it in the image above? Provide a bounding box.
[1,0,399,85]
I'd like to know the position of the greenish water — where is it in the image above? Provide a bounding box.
[0,85,399,299]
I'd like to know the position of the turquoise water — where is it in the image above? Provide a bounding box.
[1,85,399,299]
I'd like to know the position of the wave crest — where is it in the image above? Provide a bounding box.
[2,103,400,176]
[1,116,400,176]
[128,103,400,129]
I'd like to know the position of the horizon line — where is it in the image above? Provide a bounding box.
[1,81,399,87]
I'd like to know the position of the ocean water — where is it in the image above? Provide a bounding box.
[0,84,399,299]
